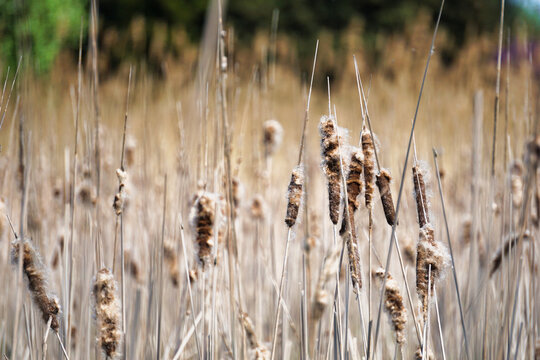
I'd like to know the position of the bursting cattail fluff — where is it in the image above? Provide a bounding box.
[284,166,304,227]
[11,240,61,331]
[319,115,345,224]
[340,147,363,235]
[416,224,449,318]
[361,127,376,210]
[412,164,430,228]
[189,191,218,269]
[113,169,128,215]
[375,268,408,345]
[376,169,396,225]
[263,119,283,157]
[93,268,122,358]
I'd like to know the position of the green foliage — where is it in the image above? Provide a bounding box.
[0,0,85,73]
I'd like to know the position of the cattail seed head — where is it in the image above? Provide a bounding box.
[319,115,345,224]
[415,224,449,318]
[11,240,61,331]
[489,231,531,277]
[189,191,218,270]
[285,166,304,227]
[263,119,283,157]
[374,268,407,345]
[510,160,524,210]
[93,268,122,359]
[339,148,363,235]
[250,194,265,220]
[163,239,180,287]
[240,311,269,360]
[376,169,396,225]
[412,164,430,228]
[361,127,376,210]
[113,169,128,215]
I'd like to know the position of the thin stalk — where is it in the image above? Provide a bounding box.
[491,0,505,177]
[432,149,470,359]
[371,1,445,357]
[157,176,167,360]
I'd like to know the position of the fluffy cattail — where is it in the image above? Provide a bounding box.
[415,346,435,360]
[240,311,269,360]
[374,268,408,345]
[284,166,304,227]
[339,148,363,235]
[163,240,180,287]
[489,231,531,277]
[11,240,60,331]
[113,169,128,215]
[320,115,344,224]
[189,191,218,269]
[263,119,283,157]
[361,127,376,210]
[312,243,341,322]
[93,268,122,358]
[416,224,448,319]
[376,169,396,225]
[412,164,430,228]
[510,160,524,210]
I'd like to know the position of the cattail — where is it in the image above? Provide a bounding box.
[489,231,531,277]
[412,164,430,228]
[510,160,524,210]
[93,268,122,358]
[312,242,341,322]
[11,240,61,331]
[123,250,140,281]
[189,268,198,284]
[263,119,283,157]
[361,127,376,210]
[376,169,396,225]
[189,191,217,269]
[113,169,128,215]
[319,115,345,224]
[285,166,304,227]
[415,346,435,360]
[250,194,265,220]
[339,148,363,235]
[240,311,270,360]
[163,239,180,287]
[374,268,407,345]
[416,224,448,318]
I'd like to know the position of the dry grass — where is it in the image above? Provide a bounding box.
[0,7,538,360]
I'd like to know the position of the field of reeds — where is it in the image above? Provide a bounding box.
[0,1,539,359]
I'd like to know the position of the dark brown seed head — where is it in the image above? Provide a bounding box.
[374,268,407,345]
[285,166,304,227]
[412,164,430,228]
[190,192,218,270]
[376,169,396,225]
[320,116,344,224]
[362,127,376,210]
[12,240,60,331]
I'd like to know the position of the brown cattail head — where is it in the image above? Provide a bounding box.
[113,169,128,215]
[12,240,61,331]
[285,166,304,227]
[123,250,140,281]
[93,268,122,359]
[319,115,345,224]
[374,268,408,345]
[240,311,269,360]
[250,194,265,220]
[412,164,430,228]
[263,119,283,157]
[339,148,363,235]
[510,160,524,210]
[189,191,218,270]
[415,224,448,318]
[489,231,531,277]
[163,239,180,287]
[343,230,362,290]
[361,127,376,210]
[312,242,341,322]
[415,346,435,360]
[376,169,396,225]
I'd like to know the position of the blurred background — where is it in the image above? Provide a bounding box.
[1,0,540,77]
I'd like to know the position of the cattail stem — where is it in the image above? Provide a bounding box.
[270,228,292,360]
